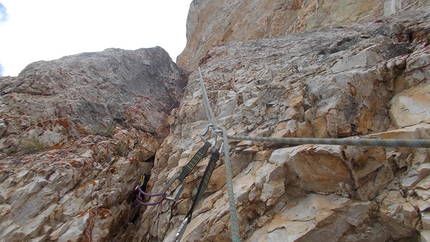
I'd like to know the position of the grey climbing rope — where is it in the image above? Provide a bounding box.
[198,68,218,128]
[175,147,223,242]
[196,67,430,242]
[227,135,430,148]
[198,67,241,242]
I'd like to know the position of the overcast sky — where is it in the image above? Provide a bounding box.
[0,0,192,76]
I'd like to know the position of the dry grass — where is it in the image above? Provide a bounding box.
[20,136,49,154]
[116,141,129,157]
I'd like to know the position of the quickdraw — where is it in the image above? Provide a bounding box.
[174,141,223,242]
[135,124,223,208]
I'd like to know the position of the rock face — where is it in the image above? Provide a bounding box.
[0,47,187,154]
[139,11,430,241]
[0,47,187,241]
[177,0,430,71]
[2,3,430,242]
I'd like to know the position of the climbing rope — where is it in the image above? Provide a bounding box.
[175,147,222,242]
[198,67,241,242]
[196,66,430,242]
[227,135,430,148]
[198,68,218,128]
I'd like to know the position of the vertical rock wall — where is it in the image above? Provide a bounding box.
[2,1,430,242]
[139,11,430,241]
[178,0,430,71]
[0,47,187,241]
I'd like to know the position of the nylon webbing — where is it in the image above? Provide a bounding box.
[187,150,220,220]
[177,141,212,181]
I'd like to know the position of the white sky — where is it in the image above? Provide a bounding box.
[0,0,192,76]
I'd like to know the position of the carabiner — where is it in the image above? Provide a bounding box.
[174,216,190,242]
[200,124,214,143]
[211,129,224,150]
[161,174,186,201]
[173,144,223,241]
[135,140,211,206]
[135,124,222,207]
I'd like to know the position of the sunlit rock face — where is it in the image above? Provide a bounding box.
[178,0,430,71]
[138,11,430,242]
[0,47,187,241]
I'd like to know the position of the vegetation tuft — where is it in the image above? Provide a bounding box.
[20,136,49,154]
[90,123,116,138]
[116,141,129,157]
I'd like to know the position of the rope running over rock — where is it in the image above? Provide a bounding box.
[197,67,430,242]
[227,135,430,148]
[198,68,241,242]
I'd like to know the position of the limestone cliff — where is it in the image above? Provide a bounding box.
[178,0,430,71]
[2,1,430,242]
[139,11,430,241]
[1,47,187,151]
[0,47,187,241]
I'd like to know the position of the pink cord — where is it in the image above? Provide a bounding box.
[135,186,167,206]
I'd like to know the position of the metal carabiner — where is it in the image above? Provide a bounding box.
[174,216,190,242]
[134,174,165,206]
[157,124,216,202]
[135,175,167,206]
[200,124,214,143]
[135,187,167,206]
[135,124,221,206]
[174,131,225,241]
[161,174,186,201]
[211,129,224,148]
